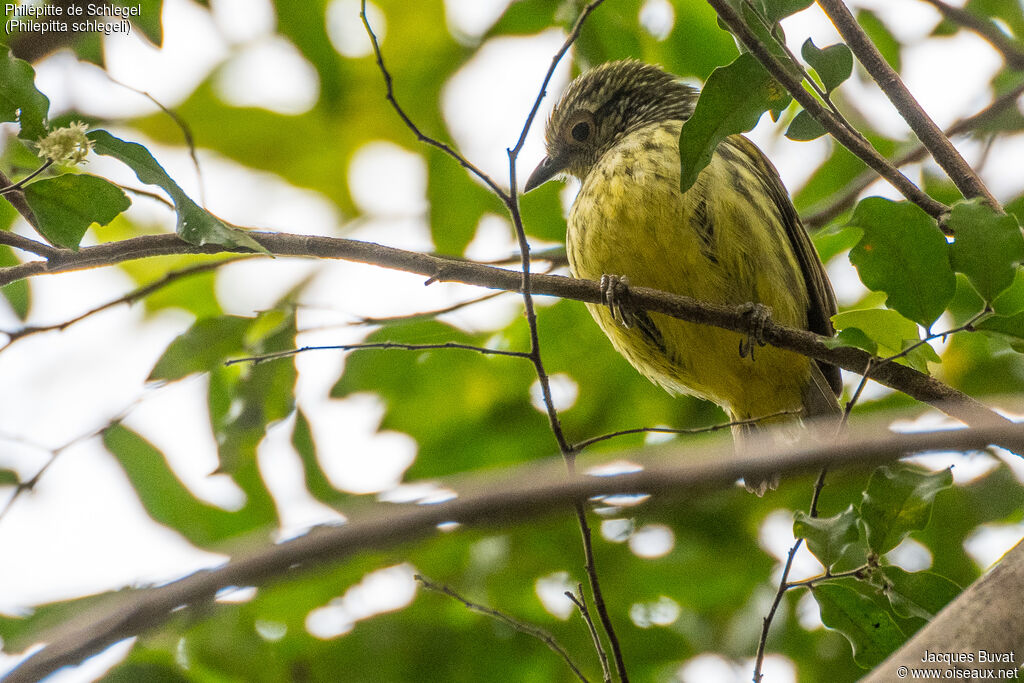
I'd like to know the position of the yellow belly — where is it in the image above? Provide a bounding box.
[566,123,814,420]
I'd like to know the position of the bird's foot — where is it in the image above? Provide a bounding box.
[600,274,638,328]
[738,302,771,360]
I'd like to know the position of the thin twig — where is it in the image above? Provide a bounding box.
[753,538,803,683]
[349,290,510,326]
[0,159,53,195]
[0,229,59,259]
[753,449,838,680]
[359,3,508,203]
[919,0,1024,69]
[118,183,177,210]
[1,258,246,351]
[0,397,144,524]
[567,584,612,683]
[804,78,1024,229]
[706,0,949,221]
[105,76,207,206]
[359,4,627,676]
[416,575,591,683]
[501,1,631,679]
[225,341,532,366]
[784,564,869,590]
[817,0,1001,211]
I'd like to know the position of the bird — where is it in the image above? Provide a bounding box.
[523,60,842,493]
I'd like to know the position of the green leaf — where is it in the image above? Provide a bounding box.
[825,326,878,355]
[830,309,940,373]
[22,174,130,249]
[0,244,30,319]
[271,0,344,108]
[785,109,826,141]
[990,269,1024,316]
[975,311,1024,350]
[103,424,275,547]
[874,566,961,621]
[292,409,347,505]
[860,465,953,555]
[857,10,901,73]
[86,130,268,254]
[210,309,298,472]
[678,52,790,193]
[122,0,165,46]
[0,45,50,140]
[427,151,502,254]
[794,505,866,570]
[947,199,1024,302]
[848,198,956,328]
[814,223,862,263]
[149,315,253,382]
[801,38,853,93]
[762,0,814,23]
[0,468,19,486]
[812,583,904,668]
[329,317,547,478]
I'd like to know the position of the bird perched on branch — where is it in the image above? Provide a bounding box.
[524,60,842,493]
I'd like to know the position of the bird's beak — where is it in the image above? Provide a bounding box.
[524,155,561,193]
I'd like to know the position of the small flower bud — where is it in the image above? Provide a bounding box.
[36,121,94,166]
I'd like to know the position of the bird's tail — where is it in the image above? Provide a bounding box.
[734,364,842,495]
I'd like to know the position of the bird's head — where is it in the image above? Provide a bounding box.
[524,60,697,192]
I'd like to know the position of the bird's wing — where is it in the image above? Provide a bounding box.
[730,135,842,396]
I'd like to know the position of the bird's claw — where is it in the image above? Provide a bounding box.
[738,302,771,360]
[600,274,636,328]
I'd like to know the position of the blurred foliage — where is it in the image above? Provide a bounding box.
[2,2,1024,683]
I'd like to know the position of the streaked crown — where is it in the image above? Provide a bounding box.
[540,60,698,182]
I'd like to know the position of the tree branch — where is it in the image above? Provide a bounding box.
[862,538,1024,682]
[6,418,1023,683]
[705,0,949,221]
[0,169,42,235]
[0,231,1017,440]
[920,0,1024,69]
[804,78,1024,228]
[816,0,1001,211]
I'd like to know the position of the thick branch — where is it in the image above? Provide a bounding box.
[0,231,1015,437]
[863,539,1024,682]
[817,0,1001,210]
[705,0,949,221]
[6,419,1024,683]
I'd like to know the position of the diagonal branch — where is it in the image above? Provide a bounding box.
[816,0,1001,211]
[705,0,949,221]
[6,418,1023,683]
[919,0,1024,69]
[804,78,1024,229]
[0,230,1016,439]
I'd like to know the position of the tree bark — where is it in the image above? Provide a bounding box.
[864,540,1024,682]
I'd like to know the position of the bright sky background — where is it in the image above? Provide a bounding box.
[2,0,1024,681]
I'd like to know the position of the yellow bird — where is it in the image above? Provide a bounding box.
[524,60,841,491]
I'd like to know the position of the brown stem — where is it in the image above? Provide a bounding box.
[706,0,949,221]
[817,0,1001,211]
[0,230,1016,442]
[919,0,1024,69]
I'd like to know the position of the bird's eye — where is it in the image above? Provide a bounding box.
[571,121,591,142]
